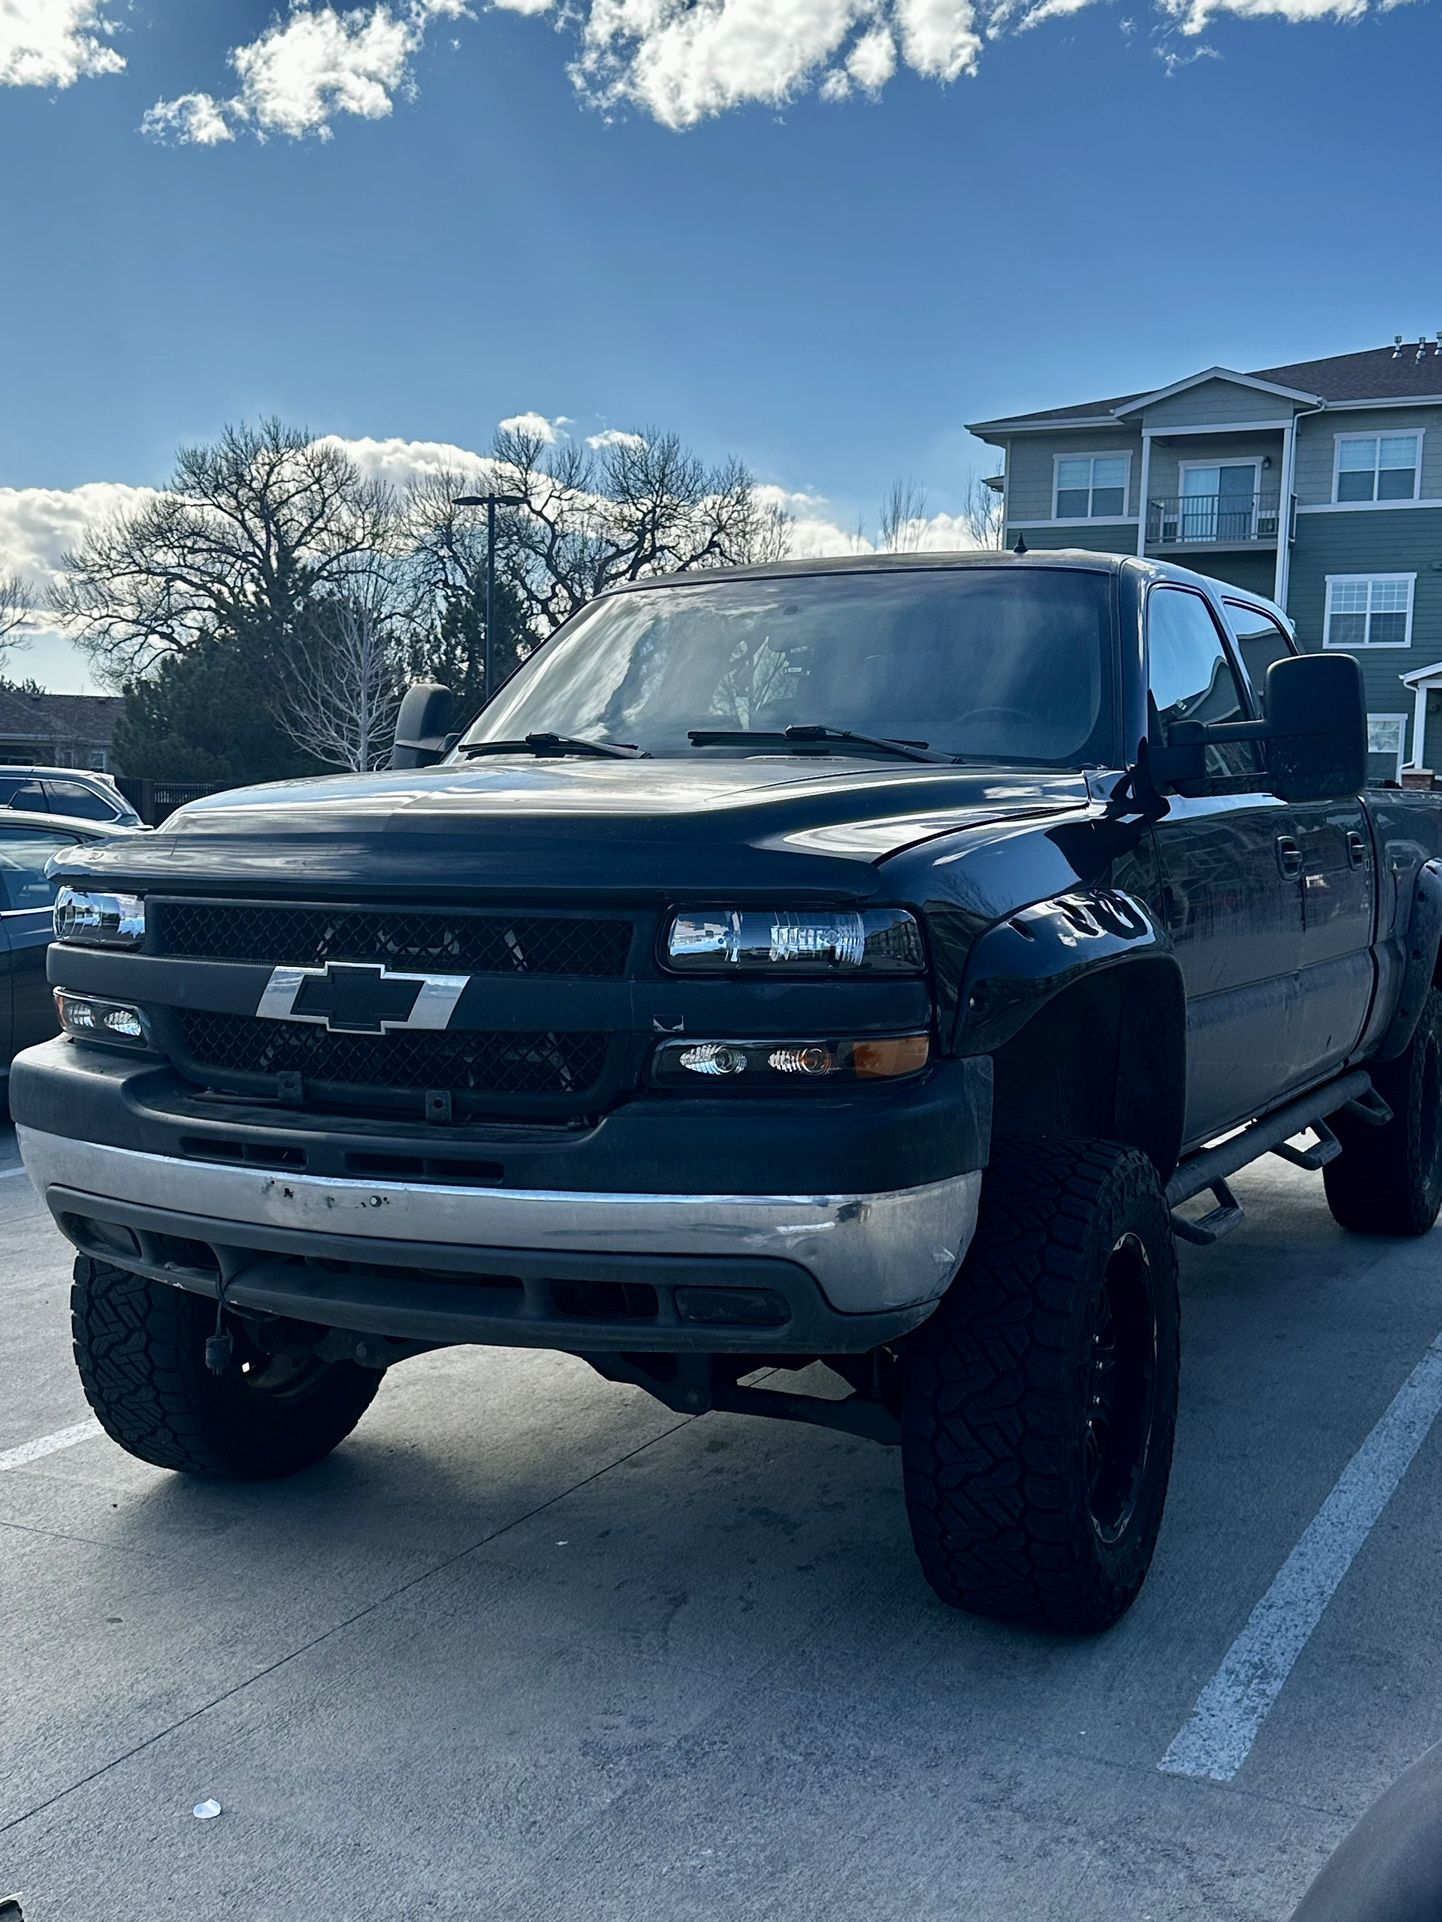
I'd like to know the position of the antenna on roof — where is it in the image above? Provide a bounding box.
[1393,336,1404,358]
[1013,534,1028,555]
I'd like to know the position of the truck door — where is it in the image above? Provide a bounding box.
[1146,583,1305,1146]
[1224,599,1375,1085]
[0,823,83,1056]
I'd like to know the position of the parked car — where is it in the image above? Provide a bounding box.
[1,809,140,1104]
[0,767,143,829]
[11,552,1442,1632]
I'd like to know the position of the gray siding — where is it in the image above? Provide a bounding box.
[1145,431,1285,503]
[1287,506,1442,767]
[1004,523,1135,555]
[1140,379,1299,429]
[1292,407,1442,507]
[1196,553,1278,600]
[1001,428,1142,523]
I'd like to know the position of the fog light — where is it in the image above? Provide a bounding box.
[653,1032,930,1087]
[767,1044,835,1076]
[676,1043,749,1076]
[55,991,151,1048]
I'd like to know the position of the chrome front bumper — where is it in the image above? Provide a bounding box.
[17,1126,981,1319]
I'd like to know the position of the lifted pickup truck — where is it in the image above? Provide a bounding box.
[14,552,1442,1631]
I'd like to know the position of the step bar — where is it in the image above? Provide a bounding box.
[1166,1070,1391,1246]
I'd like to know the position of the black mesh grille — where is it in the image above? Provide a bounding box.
[175,1011,607,1099]
[153,901,631,978]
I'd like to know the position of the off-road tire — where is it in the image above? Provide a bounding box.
[71,1256,382,1478]
[1324,988,1442,1238]
[901,1138,1180,1633]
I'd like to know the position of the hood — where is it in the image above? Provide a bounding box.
[53,755,1092,900]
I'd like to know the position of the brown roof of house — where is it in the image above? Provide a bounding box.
[0,687,122,746]
[973,344,1442,430]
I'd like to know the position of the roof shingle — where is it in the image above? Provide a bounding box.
[974,344,1442,430]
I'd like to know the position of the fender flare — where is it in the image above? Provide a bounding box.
[1374,858,1442,1062]
[953,888,1187,1177]
[952,888,1178,1054]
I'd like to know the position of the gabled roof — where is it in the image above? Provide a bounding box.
[969,344,1442,435]
[1109,366,1323,414]
[0,687,122,745]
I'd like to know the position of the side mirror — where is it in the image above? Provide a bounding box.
[391,682,457,770]
[1264,652,1367,803]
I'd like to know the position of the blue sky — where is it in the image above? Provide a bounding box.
[0,0,1437,688]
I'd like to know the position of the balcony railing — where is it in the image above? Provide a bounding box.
[1145,492,1282,547]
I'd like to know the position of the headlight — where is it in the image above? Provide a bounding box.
[664,907,923,973]
[653,1033,930,1085]
[54,887,145,947]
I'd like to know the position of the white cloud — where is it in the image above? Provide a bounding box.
[0,480,162,692]
[846,25,898,85]
[1158,0,1365,26]
[146,1,480,145]
[0,0,124,88]
[586,428,647,450]
[498,411,564,442]
[576,0,869,127]
[0,482,159,594]
[138,0,1412,140]
[141,92,236,145]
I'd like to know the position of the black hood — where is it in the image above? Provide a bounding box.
[53,756,1091,900]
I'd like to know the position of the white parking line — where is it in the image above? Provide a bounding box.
[0,1420,102,1474]
[1162,1331,1442,1783]
[0,1164,31,1181]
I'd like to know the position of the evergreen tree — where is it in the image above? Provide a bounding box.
[113,628,324,787]
[407,573,531,722]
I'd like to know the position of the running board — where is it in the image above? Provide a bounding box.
[1271,1119,1343,1171]
[1166,1069,1387,1239]
[1171,1178,1245,1246]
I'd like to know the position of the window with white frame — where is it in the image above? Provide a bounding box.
[1054,454,1129,520]
[1334,433,1422,503]
[1366,713,1407,777]
[1324,574,1416,649]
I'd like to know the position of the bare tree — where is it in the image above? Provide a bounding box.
[0,570,33,670]
[877,478,930,553]
[51,419,398,684]
[960,470,1005,550]
[272,574,409,772]
[488,424,793,633]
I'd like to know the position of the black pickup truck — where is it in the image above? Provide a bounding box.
[14,552,1442,1631]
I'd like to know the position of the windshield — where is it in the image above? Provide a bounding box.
[459,566,1117,769]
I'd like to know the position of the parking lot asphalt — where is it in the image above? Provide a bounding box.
[1,1124,1438,1922]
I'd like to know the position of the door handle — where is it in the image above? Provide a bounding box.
[1346,830,1368,870]
[1275,834,1303,879]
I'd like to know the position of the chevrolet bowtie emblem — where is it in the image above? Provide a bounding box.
[255,961,469,1034]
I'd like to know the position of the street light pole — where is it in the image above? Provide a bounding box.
[453,492,525,703]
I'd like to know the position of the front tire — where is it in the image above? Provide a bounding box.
[1324,987,1442,1238]
[71,1257,382,1479]
[901,1138,1180,1633]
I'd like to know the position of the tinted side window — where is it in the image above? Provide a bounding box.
[1147,587,1255,780]
[0,828,82,910]
[44,778,117,822]
[1224,603,1294,717]
[1,778,49,810]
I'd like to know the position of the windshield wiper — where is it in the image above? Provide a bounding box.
[460,732,649,760]
[686,724,951,765]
